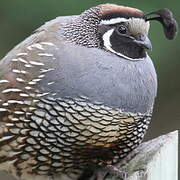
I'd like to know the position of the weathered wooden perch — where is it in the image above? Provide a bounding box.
[106,130,178,180]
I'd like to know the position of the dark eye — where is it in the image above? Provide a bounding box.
[117,25,127,34]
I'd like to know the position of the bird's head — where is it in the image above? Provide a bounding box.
[62,4,178,61]
[99,4,151,61]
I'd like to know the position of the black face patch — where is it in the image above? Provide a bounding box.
[109,29,146,59]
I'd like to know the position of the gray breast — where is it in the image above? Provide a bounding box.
[38,41,157,114]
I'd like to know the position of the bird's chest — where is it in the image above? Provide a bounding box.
[0,42,156,177]
[43,45,157,114]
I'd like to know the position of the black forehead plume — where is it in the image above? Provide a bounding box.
[145,9,178,40]
[100,4,145,20]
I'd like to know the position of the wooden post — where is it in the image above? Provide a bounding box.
[106,131,178,180]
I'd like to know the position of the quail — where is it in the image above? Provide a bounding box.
[0,3,177,180]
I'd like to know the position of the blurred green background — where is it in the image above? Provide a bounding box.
[0,0,179,179]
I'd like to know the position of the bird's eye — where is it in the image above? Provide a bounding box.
[117,25,127,35]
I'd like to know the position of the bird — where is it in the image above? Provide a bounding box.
[0,3,177,180]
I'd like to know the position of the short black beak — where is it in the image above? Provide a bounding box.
[134,35,152,50]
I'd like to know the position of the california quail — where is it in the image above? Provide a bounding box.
[0,4,177,180]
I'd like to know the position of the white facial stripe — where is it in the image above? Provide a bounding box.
[102,29,114,49]
[102,29,145,61]
[100,17,130,25]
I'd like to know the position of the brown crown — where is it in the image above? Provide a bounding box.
[100,4,145,20]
